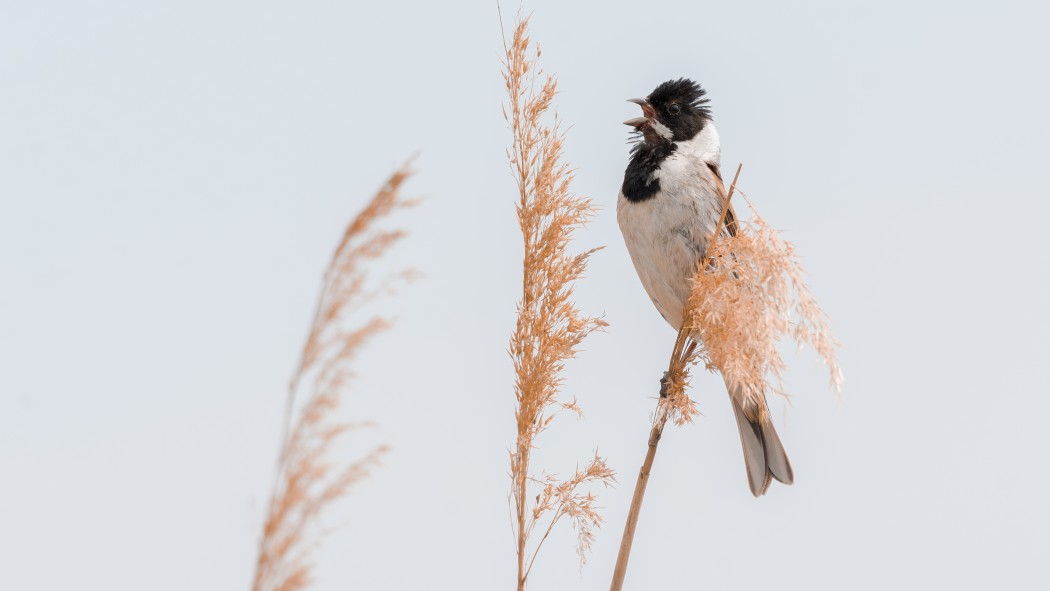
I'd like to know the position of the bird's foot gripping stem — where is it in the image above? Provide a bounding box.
[659,371,671,398]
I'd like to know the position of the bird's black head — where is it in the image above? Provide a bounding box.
[625,78,712,144]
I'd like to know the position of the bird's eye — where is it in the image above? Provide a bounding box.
[668,104,681,116]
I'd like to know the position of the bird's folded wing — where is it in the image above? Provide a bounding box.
[706,162,738,238]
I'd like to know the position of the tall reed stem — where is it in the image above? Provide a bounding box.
[609,164,742,591]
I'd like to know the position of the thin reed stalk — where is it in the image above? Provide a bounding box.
[500,10,614,591]
[251,163,416,591]
[609,164,742,591]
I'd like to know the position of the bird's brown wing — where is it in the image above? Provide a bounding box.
[707,162,738,237]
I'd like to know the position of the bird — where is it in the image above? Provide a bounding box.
[616,78,793,496]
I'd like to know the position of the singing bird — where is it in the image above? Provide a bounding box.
[616,78,793,496]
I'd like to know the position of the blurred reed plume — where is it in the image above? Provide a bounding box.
[251,162,416,591]
[500,11,614,591]
[611,167,841,591]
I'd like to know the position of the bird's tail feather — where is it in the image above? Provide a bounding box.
[729,392,794,497]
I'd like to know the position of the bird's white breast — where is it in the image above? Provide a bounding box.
[617,124,724,330]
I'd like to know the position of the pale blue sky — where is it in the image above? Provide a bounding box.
[2,1,1048,589]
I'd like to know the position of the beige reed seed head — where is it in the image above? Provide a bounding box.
[501,11,613,588]
[686,197,843,413]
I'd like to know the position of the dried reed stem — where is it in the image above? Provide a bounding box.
[609,164,742,591]
[611,162,843,589]
[251,163,416,591]
[501,10,614,590]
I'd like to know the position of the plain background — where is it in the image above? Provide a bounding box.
[2,1,1048,589]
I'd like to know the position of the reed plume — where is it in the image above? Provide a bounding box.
[658,172,842,421]
[611,166,841,591]
[501,11,614,591]
[686,192,844,405]
[251,162,416,591]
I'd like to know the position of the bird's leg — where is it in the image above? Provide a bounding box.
[659,371,671,398]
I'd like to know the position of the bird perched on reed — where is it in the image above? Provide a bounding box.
[616,78,793,496]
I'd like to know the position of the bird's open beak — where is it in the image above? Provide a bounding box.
[624,98,655,127]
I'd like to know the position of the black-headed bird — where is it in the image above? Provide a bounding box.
[617,78,793,496]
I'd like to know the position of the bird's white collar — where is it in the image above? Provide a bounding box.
[675,123,721,164]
